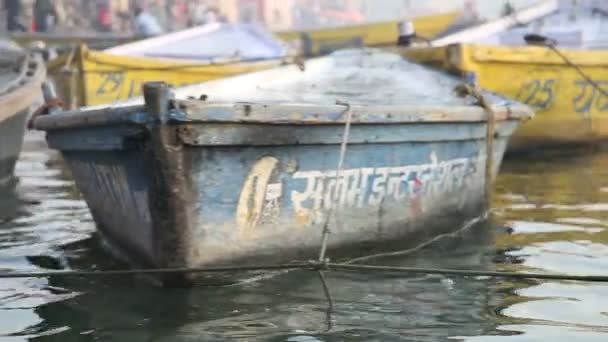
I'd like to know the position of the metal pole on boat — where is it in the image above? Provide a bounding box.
[397,19,416,47]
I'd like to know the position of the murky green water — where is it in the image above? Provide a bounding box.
[1,132,608,341]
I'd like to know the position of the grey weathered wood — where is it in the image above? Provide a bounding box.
[143,82,195,286]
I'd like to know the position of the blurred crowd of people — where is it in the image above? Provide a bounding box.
[2,0,514,37]
[3,0,228,37]
[3,0,415,37]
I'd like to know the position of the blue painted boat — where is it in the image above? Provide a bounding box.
[0,41,45,188]
[33,49,532,285]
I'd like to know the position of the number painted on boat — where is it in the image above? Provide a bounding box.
[96,72,125,96]
[515,77,608,114]
[515,79,557,110]
[573,80,608,113]
[95,72,192,100]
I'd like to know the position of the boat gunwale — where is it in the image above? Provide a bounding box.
[0,53,46,124]
[80,47,292,70]
[33,99,532,131]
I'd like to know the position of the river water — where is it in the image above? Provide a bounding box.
[1,132,607,341]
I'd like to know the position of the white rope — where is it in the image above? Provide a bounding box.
[335,101,353,178]
[318,101,353,263]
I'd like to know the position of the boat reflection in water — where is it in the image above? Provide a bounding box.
[31,220,503,341]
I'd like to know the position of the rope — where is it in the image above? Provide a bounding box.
[546,45,601,133]
[525,34,605,133]
[550,47,608,97]
[344,212,489,264]
[312,101,353,329]
[454,84,496,206]
[27,97,66,129]
[317,101,353,263]
[317,270,334,332]
[3,260,608,283]
[0,263,312,279]
[328,264,608,283]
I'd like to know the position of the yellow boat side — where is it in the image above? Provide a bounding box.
[48,45,288,107]
[276,11,462,56]
[403,44,608,150]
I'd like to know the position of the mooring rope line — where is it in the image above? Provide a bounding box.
[314,100,353,331]
[328,264,608,282]
[453,83,496,206]
[317,101,353,264]
[343,211,490,265]
[524,34,603,134]
[546,44,608,100]
[3,260,608,283]
[0,264,312,278]
[546,44,599,134]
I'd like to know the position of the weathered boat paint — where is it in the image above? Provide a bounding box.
[34,49,532,285]
[0,44,46,187]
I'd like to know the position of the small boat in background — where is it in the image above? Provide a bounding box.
[33,49,532,285]
[403,0,608,150]
[276,11,464,57]
[48,22,293,108]
[0,41,46,188]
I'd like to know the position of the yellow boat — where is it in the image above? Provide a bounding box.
[49,45,290,108]
[404,44,608,150]
[403,1,608,150]
[49,23,293,108]
[276,11,463,57]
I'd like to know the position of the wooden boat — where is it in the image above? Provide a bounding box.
[0,41,46,187]
[402,0,608,150]
[276,11,463,57]
[33,49,533,285]
[48,22,294,108]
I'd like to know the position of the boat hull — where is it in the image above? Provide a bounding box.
[0,49,45,187]
[402,44,608,150]
[43,108,520,283]
[0,109,28,187]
